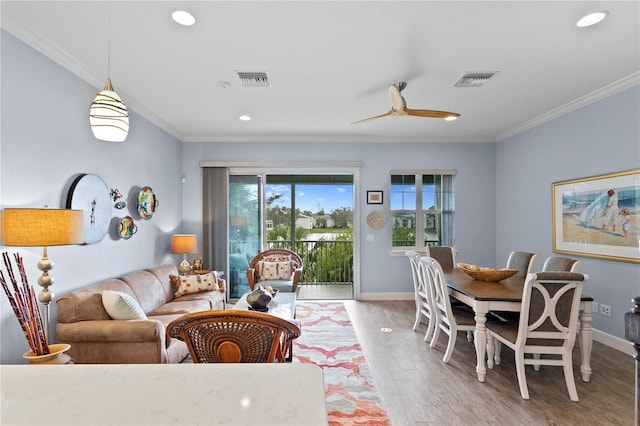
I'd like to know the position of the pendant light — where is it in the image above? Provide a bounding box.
[89,1,129,142]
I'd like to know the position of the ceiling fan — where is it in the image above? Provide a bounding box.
[352,82,460,124]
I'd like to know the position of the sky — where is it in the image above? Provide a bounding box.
[266,184,353,214]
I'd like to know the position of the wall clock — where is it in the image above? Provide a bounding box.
[66,173,112,244]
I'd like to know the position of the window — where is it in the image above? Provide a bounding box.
[390,170,455,250]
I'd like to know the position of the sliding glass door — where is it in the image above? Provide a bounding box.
[228,175,262,298]
[227,171,355,300]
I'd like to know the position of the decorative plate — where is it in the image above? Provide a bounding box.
[66,174,111,244]
[366,210,386,230]
[138,186,158,220]
[118,216,138,240]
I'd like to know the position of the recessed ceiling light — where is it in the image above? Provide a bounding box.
[239,115,251,121]
[172,10,196,26]
[576,11,608,27]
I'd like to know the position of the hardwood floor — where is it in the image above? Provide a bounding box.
[342,300,634,425]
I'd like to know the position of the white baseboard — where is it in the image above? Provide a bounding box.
[592,328,633,356]
[358,292,634,356]
[358,292,414,301]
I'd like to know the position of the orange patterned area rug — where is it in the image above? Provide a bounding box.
[293,301,391,426]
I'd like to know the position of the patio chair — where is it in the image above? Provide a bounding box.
[422,256,476,363]
[486,271,588,401]
[406,251,436,341]
[246,248,303,292]
[168,310,301,363]
[542,256,582,272]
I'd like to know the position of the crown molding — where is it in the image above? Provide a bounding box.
[497,72,640,141]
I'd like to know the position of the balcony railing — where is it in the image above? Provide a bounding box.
[267,239,353,285]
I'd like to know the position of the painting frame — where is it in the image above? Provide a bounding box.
[367,190,383,205]
[552,169,639,263]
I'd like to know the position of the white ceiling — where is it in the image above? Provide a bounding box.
[2,1,639,143]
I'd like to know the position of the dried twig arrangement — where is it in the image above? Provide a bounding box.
[0,252,49,355]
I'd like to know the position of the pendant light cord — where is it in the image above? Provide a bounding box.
[107,0,111,79]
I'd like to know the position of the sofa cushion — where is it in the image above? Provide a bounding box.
[230,253,250,270]
[146,264,180,303]
[57,279,134,323]
[102,290,148,320]
[171,272,220,298]
[118,270,167,313]
[258,261,293,280]
[147,299,211,316]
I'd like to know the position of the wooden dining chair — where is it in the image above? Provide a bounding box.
[406,251,436,341]
[168,310,301,363]
[486,271,588,401]
[506,251,539,278]
[542,256,582,272]
[425,246,456,269]
[421,256,475,363]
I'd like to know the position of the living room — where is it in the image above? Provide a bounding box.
[0,1,638,422]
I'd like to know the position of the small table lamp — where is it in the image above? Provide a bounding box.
[171,234,198,275]
[1,207,84,340]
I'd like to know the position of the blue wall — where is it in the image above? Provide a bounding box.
[0,31,185,363]
[496,86,640,337]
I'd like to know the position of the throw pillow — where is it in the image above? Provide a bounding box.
[258,261,293,280]
[172,272,220,298]
[101,290,147,320]
[229,253,250,271]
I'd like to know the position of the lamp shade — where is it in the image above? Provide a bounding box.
[171,234,198,254]
[2,208,84,247]
[89,78,129,142]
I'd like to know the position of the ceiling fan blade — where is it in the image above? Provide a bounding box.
[405,108,460,119]
[388,84,406,111]
[351,109,395,125]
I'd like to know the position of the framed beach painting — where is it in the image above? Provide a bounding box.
[552,169,640,263]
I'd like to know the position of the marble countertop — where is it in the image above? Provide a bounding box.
[1,363,327,425]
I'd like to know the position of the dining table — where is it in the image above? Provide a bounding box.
[444,268,594,383]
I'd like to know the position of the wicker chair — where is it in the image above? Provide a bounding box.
[246,248,303,292]
[168,310,301,363]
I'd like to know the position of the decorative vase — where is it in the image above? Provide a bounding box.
[23,343,73,365]
[246,287,273,311]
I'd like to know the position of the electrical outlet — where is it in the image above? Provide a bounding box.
[600,304,612,317]
[592,302,599,314]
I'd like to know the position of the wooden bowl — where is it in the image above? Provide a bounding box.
[458,264,518,282]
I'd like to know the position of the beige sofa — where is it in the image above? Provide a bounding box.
[55,264,225,364]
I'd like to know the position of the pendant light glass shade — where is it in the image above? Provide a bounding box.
[89,78,129,142]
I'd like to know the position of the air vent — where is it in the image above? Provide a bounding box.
[454,72,497,87]
[236,71,271,87]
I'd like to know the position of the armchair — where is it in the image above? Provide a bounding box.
[246,248,303,292]
[168,310,301,363]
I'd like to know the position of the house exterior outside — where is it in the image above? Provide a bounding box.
[296,214,316,229]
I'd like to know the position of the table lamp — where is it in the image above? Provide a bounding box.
[171,234,198,275]
[1,207,84,340]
